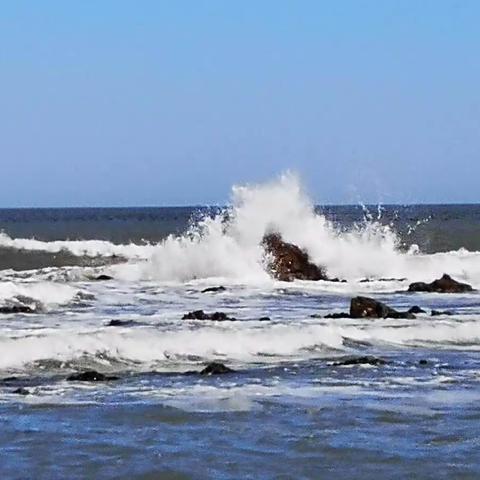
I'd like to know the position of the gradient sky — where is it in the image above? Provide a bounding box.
[1,0,479,207]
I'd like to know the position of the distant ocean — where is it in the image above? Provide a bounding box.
[1,175,479,479]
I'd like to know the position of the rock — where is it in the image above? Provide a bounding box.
[12,387,30,395]
[408,274,473,293]
[408,306,426,314]
[262,233,328,282]
[324,312,350,319]
[201,286,226,293]
[350,296,415,319]
[418,359,429,366]
[200,362,235,375]
[258,317,271,321]
[431,310,454,316]
[182,310,235,321]
[95,274,113,281]
[332,356,387,366]
[0,305,36,314]
[67,370,118,382]
[106,319,137,327]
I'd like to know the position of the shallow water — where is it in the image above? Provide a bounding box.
[1,176,480,479]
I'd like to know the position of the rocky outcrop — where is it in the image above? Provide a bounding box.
[408,274,473,293]
[262,233,327,282]
[182,310,236,321]
[350,296,415,319]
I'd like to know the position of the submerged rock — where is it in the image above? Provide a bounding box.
[67,370,118,382]
[12,387,30,395]
[324,312,350,319]
[332,356,387,367]
[408,274,473,293]
[200,362,235,375]
[431,310,454,316]
[182,310,235,321]
[0,305,36,314]
[408,306,426,314]
[350,296,415,319]
[262,233,328,282]
[201,286,226,293]
[94,274,113,281]
[106,319,137,327]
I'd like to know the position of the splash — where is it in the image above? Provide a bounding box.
[1,173,480,285]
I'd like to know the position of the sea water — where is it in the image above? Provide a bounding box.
[1,174,479,479]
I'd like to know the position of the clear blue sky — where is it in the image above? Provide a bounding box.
[1,0,479,207]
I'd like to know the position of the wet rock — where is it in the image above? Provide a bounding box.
[182,310,236,321]
[324,312,350,319]
[67,370,118,382]
[258,316,271,321]
[95,274,113,281]
[408,274,473,293]
[332,356,387,367]
[12,387,30,395]
[431,310,454,316]
[0,305,36,314]
[201,286,226,293]
[418,359,429,366]
[200,362,235,375]
[329,278,347,283]
[350,296,415,319]
[262,233,328,282]
[106,319,137,327]
[408,306,426,314]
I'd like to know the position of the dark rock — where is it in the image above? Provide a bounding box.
[418,359,429,366]
[182,310,235,321]
[106,319,137,327]
[408,274,473,293]
[332,356,387,367]
[258,317,271,321]
[431,310,454,316]
[95,274,113,281]
[12,387,30,395]
[200,362,235,375]
[0,305,36,314]
[408,306,426,314]
[350,296,415,319]
[201,286,226,293]
[329,278,347,283]
[67,370,118,382]
[262,233,328,282]
[324,312,350,319]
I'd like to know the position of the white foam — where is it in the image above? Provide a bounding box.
[0,281,80,307]
[2,173,480,286]
[2,317,480,371]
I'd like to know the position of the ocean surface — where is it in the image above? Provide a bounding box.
[1,175,480,479]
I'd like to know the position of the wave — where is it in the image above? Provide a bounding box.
[2,318,480,371]
[2,173,480,285]
[0,281,85,310]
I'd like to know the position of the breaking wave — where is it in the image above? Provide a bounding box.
[1,173,480,285]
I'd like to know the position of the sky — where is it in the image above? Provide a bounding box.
[0,0,479,207]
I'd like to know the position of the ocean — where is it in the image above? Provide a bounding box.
[1,175,480,479]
